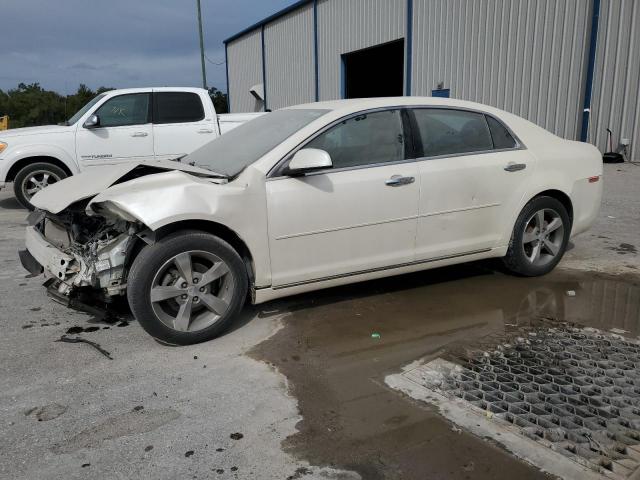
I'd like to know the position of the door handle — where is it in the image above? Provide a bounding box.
[131,132,148,137]
[385,175,415,187]
[504,162,526,172]
[197,129,214,134]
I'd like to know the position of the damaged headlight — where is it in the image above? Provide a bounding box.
[90,201,139,223]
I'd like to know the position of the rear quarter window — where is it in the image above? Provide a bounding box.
[486,115,518,149]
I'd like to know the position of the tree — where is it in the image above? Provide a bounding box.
[208,86,229,114]
[0,83,113,128]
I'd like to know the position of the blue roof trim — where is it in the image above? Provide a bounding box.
[224,0,313,44]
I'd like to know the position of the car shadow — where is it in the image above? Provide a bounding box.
[0,196,24,210]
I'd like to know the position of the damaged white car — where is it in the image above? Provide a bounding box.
[20,98,602,345]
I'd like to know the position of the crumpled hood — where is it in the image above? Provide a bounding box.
[0,124,72,138]
[30,159,224,214]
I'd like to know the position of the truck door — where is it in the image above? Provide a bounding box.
[76,92,154,166]
[152,91,218,161]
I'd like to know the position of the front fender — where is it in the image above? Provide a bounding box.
[88,169,272,287]
[0,143,79,181]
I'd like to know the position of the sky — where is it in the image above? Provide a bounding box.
[0,0,296,95]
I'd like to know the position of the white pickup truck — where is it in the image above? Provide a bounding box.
[0,87,260,209]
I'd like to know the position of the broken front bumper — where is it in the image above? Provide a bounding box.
[21,226,75,280]
[20,224,132,297]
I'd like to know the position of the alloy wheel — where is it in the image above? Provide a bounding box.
[22,170,62,199]
[522,208,565,267]
[150,250,234,332]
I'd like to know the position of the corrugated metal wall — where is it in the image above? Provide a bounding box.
[590,0,640,160]
[227,29,264,113]
[411,0,592,142]
[264,3,316,110]
[316,0,406,100]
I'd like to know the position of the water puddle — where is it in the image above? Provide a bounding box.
[252,264,640,479]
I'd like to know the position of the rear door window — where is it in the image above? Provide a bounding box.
[412,108,493,157]
[153,92,205,124]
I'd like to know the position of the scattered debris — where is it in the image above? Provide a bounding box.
[462,461,475,472]
[81,463,90,468]
[133,406,144,412]
[24,403,67,422]
[216,448,224,452]
[566,290,576,297]
[194,355,198,359]
[215,469,224,474]
[66,326,100,334]
[230,432,243,440]
[371,332,381,339]
[451,425,462,434]
[286,467,312,479]
[56,335,113,360]
[145,445,153,452]
[185,450,194,458]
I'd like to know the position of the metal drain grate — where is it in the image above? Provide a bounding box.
[436,327,640,478]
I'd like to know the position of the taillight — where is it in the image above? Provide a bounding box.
[588,176,600,183]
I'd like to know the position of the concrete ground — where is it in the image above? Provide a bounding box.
[0,163,638,479]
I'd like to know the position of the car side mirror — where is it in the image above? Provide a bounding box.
[83,114,100,129]
[286,149,332,176]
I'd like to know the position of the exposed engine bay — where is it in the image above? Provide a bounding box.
[25,200,144,302]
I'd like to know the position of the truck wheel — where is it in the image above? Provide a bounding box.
[14,162,67,210]
[503,196,571,277]
[127,230,248,345]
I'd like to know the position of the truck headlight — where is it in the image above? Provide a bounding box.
[0,142,7,154]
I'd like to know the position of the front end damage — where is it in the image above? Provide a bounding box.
[20,200,145,306]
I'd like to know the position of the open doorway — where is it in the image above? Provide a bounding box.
[342,39,405,99]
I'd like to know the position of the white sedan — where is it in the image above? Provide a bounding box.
[21,97,602,344]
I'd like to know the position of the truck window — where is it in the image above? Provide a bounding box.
[95,93,151,127]
[153,92,205,124]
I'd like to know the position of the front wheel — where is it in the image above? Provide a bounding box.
[503,196,571,277]
[127,231,248,345]
[14,162,68,210]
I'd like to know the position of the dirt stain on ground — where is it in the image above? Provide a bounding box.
[252,263,640,480]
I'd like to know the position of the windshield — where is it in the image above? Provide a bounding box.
[66,93,107,125]
[183,108,328,177]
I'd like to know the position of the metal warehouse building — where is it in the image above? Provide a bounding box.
[224,0,640,160]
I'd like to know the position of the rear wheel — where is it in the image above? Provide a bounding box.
[127,231,248,345]
[503,196,571,276]
[14,162,67,210]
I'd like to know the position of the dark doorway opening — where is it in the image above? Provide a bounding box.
[342,39,405,99]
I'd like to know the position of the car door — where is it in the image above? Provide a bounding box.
[152,91,217,161]
[411,108,535,261]
[75,92,154,166]
[266,108,419,288]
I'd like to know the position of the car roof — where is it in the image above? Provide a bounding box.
[285,96,506,116]
[101,87,207,95]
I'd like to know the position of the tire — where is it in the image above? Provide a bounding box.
[127,230,248,345]
[13,162,68,210]
[503,196,571,277]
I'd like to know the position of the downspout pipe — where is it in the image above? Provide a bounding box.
[405,0,413,96]
[580,0,601,142]
[314,0,319,101]
[224,43,231,112]
[261,25,268,111]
